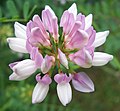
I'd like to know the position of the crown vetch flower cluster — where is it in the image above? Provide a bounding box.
[7,3,113,106]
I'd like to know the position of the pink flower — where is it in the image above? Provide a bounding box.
[7,3,113,106]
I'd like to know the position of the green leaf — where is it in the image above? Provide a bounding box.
[23,1,30,19]
[27,5,37,20]
[101,1,109,14]
[6,0,19,18]
[0,7,2,18]
[50,96,57,111]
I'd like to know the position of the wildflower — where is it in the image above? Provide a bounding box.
[7,3,113,106]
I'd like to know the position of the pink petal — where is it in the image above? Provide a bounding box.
[60,11,75,35]
[30,27,50,46]
[72,72,94,92]
[36,74,52,85]
[30,47,43,67]
[69,48,92,68]
[60,10,69,27]
[58,48,68,69]
[85,46,95,59]
[9,62,19,69]
[42,74,52,85]
[33,15,49,39]
[45,5,56,17]
[51,17,59,41]
[65,21,82,42]
[26,20,37,38]
[64,13,75,35]
[26,38,33,53]
[86,26,96,46]
[41,55,55,74]
[42,9,55,33]
[65,30,88,49]
[76,13,85,30]
[54,73,72,84]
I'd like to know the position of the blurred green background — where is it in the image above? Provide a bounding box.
[0,0,120,111]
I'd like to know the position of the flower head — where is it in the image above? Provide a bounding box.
[7,3,113,106]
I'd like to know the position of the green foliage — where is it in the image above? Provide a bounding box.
[0,0,120,111]
[23,1,30,19]
[0,0,37,22]
[6,0,19,18]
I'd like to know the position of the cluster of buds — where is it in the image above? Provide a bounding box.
[7,3,113,106]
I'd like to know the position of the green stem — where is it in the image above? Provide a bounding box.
[0,18,27,22]
[27,5,37,19]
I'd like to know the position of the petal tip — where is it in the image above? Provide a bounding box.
[105,30,110,36]
[109,55,113,60]
[6,38,10,43]
[32,99,37,104]
[33,14,39,20]
[9,75,13,80]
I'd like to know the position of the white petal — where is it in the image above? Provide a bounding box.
[82,50,92,68]
[93,31,109,47]
[14,22,27,39]
[9,72,30,81]
[32,83,49,104]
[13,59,37,76]
[45,5,56,17]
[7,38,28,53]
[85,14,93,30]
[92,52,113,66]
[41,59,49,74]
[68,3,77,19]
[58,49,69,69]
[57,83,72,106]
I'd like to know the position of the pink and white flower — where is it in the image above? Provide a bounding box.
[7,3,113,106]
[32,74,52,103]
[54,73,72,106]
